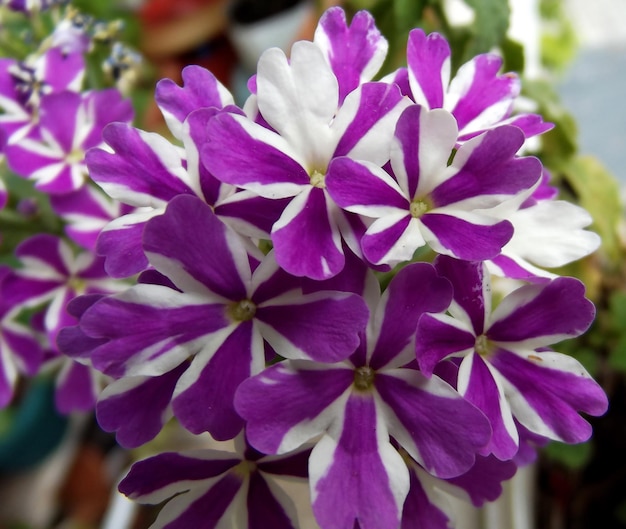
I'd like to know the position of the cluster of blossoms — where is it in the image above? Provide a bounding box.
[0,1,138,409]
[1,5,608,529]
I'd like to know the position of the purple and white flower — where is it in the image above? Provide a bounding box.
[0,235,124,411]
[0,48,84,141]
[87,67,284,278]
[202,30,410,279]
[386,29,553,141]
[416,255,608,459]
[4,88,133,193]
[119,439,312,529]
[236,263,491,529]
[59,195,369,441]
[326,105,542,267]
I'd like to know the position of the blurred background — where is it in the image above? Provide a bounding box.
[0,1,625,528]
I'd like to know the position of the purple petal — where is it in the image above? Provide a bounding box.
[7,231,69,276]
[448,54,519,133]
[458,353,518,460]
[203,112,309,197]
[55,360,98,413]
[41,48,84,91]
[38,91,81,152]
[401,466,451,529]
[445,454,517,506]
[332,82,407,163]
[248,253,303,304]
[376,370,491,478]
[96,215,150,277]
[314,7,387,102]
[256,446,312,478]
[156,65,233,138]
[1,323,43,376]
[80,286,228,377]
[248,472,298,529]
[432,126,542,208]
[155,473,244,528]
[390,105,458,199]
[406,30,450,109]
[360,214,417,267]
[86,123,193,204]
[97,363,187,448]
[81,89,133,147]
[491,349,608,443]
[3,128,53,164]
[257,291,369,363]
[143,195,249,300]
[217,192,289,240]
[235,362,353,454]
[49,186,122,252]
[119,451,240,502]
[310,394,408,529]
[434,255,488,334]
[173,322,258,439]
[503,113,554,139]
[421,212,513,260]
[272,188,344,279]
[326,157,408,212]
[488,277,595,345]
[416,313,475,376]
[369,262,452,370]
[301,246,374,298]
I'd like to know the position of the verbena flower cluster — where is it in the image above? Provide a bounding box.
[0,2,135,410]
[0,6,608,529]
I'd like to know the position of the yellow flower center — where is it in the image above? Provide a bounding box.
[410,198,431,218]
[310,170,326,189]
[227,299,257,322]
[353,366,375,391]
[474,334,493,357]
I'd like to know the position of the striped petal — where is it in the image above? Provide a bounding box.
[314,7,387,102]
[155,65,234,139]
[271,187,344,279]
[235,361,353,454]
[310,393,409,529]
[406,30,450,110]
[376,369,491,478]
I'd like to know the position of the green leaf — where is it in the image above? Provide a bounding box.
[462,0,510,59]
[501,36,525,73]
[544,439,592,469]
[393,0,428,31]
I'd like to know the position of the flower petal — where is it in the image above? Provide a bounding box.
[172,322,261,439]
[96,363,187,448]
[271,187,344,279]
[235,361,353,454]
[143,195,250,300]
[406,30,450,110]
[376,369,491,478]
[491,349,608,443]
[155,65,234,138]
[314,7,387,102]
[310,394,409,529]
[369,262,452,370]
